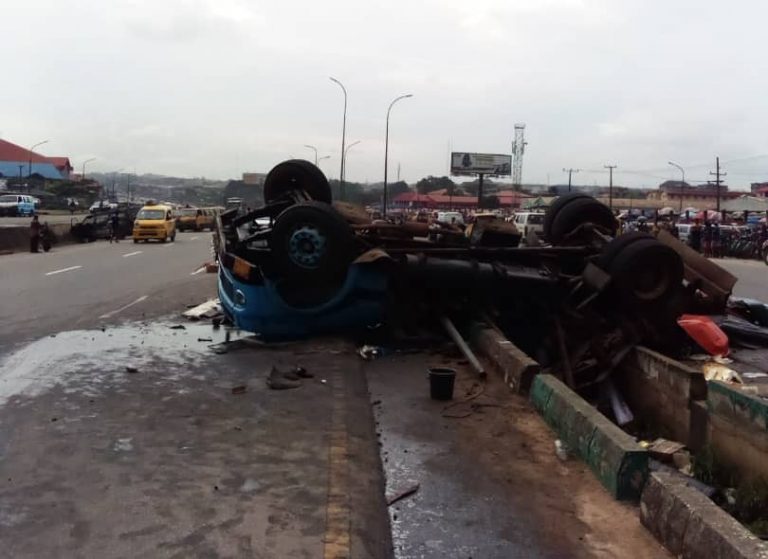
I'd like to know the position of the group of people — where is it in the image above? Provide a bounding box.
[29,211,122,253]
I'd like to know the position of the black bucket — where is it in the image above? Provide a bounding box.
[428,367,456,401]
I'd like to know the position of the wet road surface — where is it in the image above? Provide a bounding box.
[0,323,392,558]
[0,232,215,348]
[368,353,671,559]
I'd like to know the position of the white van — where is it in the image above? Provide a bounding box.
[436,211,465,226]
[512,212,545,238]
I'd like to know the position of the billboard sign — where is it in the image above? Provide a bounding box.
[451,152,512,176]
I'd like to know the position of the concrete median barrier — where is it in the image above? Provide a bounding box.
[0,223,74,253]
[530,374,648,500]
[641,471,768,559]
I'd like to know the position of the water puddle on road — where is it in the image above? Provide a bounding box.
[0,321,247,407]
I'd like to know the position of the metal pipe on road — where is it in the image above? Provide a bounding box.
[440,315,486,378]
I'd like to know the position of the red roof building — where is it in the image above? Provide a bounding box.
[0,139,71,179]
[393,190,531,209]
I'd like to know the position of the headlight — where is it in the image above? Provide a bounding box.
[234,289,246,306]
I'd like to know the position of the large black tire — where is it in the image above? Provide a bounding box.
[598,232,654,269]
[603,238,683,304]
[547,196,617,245]
[543,193,592,241]
[269,201,354,282]
[263,160,332,205]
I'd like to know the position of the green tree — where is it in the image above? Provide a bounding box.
[388,181,410,197]
[416,176,455,194]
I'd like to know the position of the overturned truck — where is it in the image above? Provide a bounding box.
[214,160,727,391]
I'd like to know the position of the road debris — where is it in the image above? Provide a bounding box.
[125,366,139,374]
[169,324,186,330]
[266,367,302,390]
[231,385,248,395]
[554,439,569,461]
[386,482,420,506]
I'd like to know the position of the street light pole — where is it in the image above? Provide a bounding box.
[383,94,413,216]
[28,139,49,178]
[82,157,96,180]
[304,145,318,165]
[668,161,685,214]
[344,140,361,166]
[604,164,617,210]
[329,77,347,200]
[317,155,331,170]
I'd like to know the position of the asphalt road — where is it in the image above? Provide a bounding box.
[0,232,216,349]
[712,257,768,302]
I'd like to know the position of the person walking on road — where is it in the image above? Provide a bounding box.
[30,215,41,253]
[689,219,702,253]
[109,211,120,243]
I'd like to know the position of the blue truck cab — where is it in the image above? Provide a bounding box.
[217,257,388,340]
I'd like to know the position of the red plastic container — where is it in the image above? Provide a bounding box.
[677,314,730,357]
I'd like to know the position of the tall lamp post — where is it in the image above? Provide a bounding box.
[317,155,331,169]
[668,161,685,214]
[343,140,361,177]
[28,139,49,180]
[329,77,347,200]
[383,94,413,216]
[82,157,96,180]
[304,145,318,165]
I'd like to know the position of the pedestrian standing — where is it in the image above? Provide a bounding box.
[109,211,120,243]
[30,215,41,253]
[689,219,702,253]
[702,221,713,257]
[69,199,76,215]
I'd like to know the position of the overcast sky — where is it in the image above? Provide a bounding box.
[4,0,768,189]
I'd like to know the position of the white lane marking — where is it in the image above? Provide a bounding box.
[190,267,206,276]
[122,251,142,258]
[99,295,149,319]
[190,236,199,240]
[45,265,82,276]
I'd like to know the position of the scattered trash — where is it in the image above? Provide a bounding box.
[197,337,213,342]
[169,324,186,330]
[183,298,222,320]
[554,439,569,461]
[266,367,302,390]
[647,438,686,462]
[386,482,420,506]
[724,487,737,507]
[702,362,743,383]
[125,366,139,374]
[231,385,248,395]
[320,379,327,384]
[359,345,382,360]
[678,314,730,357]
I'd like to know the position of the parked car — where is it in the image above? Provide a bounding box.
[511,212,545,239]
[71,206,138,242]
[677,223,692,243]
[89,200,118,213]
[0,194,37,216]
[132,204,177,243]
[436,211,465,226]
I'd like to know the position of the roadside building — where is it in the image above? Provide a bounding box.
[0,139,67,180]
[646,180,742,210]
[392,189,531,210]
[750,182,768,198]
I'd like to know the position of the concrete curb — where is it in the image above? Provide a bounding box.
[641,472,768,559]
[530,374,648,501]
[0,223,74,253]
[470,324,539,393]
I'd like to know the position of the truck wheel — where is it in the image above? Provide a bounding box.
[263,159,332,205]
[269,201,354,283]
[546,196,617,245]
[598,232,654,269]
[133,239,138,244]
[543,193,591,241]
[603,238,683,304]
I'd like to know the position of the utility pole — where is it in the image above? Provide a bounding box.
[563,168,579,192]
[397,163,401,183]
[709,156,726,213]
[604,164,617,210]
